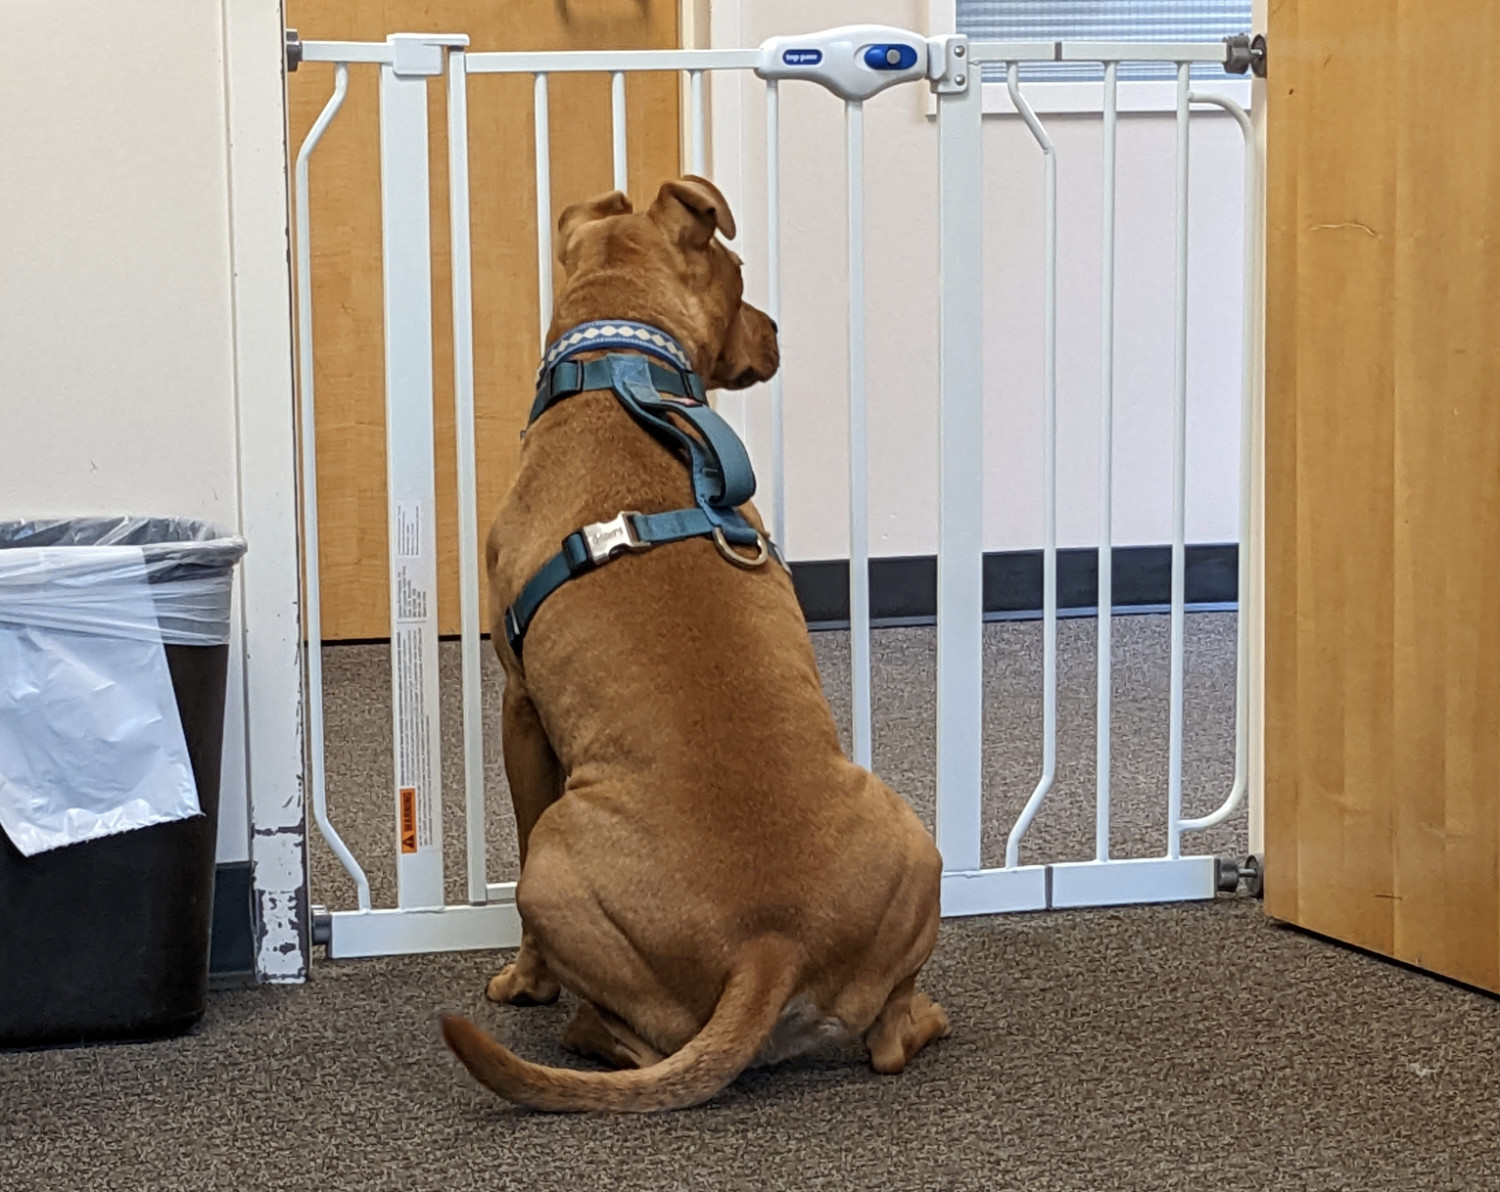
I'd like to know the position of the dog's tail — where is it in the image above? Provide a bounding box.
[440,937,800,1113]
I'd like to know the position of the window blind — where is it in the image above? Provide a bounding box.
[955,0,1254,83]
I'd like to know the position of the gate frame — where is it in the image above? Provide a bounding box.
[281,26,1266,963]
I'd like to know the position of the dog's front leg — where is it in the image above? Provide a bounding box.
[486,679,564,1006]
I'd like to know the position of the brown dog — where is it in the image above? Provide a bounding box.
[440,176,949,1113]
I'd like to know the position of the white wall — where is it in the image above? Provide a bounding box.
[712,0,1250,560]
[0,2,259,864]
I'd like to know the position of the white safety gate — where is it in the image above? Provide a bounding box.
[290,26,1263,960]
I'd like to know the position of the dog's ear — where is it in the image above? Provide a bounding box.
[650,176,737,250]
[556,190,632,267]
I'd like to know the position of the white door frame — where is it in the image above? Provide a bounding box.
[224,0,309,984]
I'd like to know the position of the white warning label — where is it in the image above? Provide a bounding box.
[395,501,423,559]
[392,501,439,858]
[393,624,437,850]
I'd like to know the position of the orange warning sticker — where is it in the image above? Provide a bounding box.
[399,787,418,854]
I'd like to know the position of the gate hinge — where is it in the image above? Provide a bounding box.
[310,905,332,947]
[927,34,971,94]
[285,28,303,73]
[1215,854,1264,898]
[1223,32,1267,79]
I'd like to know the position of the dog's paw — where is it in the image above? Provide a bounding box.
[485,962,561,1006]
[913,992,952,1040]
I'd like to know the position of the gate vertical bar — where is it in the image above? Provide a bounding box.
[935,64,985,875]
[1178,91,1257,835]
[611,72,629,193]
[295,63,372,910]
[448,50,488,904]
[534,73,553,350]
[379,59,445,910]
[689,70,707,175]
[765,79,786,550]
[1095,59,1119,863]
[1003,63,1058,868]
[845,98,872,770]
[1166,61,1191,859]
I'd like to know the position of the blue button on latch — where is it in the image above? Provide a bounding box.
[863,43,919,71]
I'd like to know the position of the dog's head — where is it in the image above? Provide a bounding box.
[551,176,779,390]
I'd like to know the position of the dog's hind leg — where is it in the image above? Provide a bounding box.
[863,975,950,1074]
[561,1001,666,1070]
[486,681,565,1006]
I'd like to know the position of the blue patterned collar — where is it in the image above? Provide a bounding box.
[537,319,695,382]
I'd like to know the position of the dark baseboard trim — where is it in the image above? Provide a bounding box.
[790,544,1239,629]
[209,861,255,987]
[320,543,1239,645]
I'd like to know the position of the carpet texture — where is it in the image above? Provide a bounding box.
[4,615,1498,1192]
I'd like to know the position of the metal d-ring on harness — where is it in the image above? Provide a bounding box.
[503,320,785,656]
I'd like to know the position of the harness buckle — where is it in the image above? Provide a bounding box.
[581,511,649,565]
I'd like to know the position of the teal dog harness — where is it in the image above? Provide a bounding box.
[503,320,783,657]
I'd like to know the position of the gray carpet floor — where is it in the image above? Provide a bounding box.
[5,615,1500,1191]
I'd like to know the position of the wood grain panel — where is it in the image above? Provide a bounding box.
[1265,0,1500,992]
[287,0,681,640]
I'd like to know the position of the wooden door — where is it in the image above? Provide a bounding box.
[287,0,683,640]
[1264,0,1500,992]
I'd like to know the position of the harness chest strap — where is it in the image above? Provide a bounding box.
[503,326,785,658]
[531,355,755,510]
[503,507,773,655]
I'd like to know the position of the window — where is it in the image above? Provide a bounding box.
[934,0,1254,112]
[956,0,1253,82]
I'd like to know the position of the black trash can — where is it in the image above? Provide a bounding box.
[0,517,247,1048]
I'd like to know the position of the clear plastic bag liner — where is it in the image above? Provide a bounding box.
[0,518,247,647]
[0,519,243,854]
